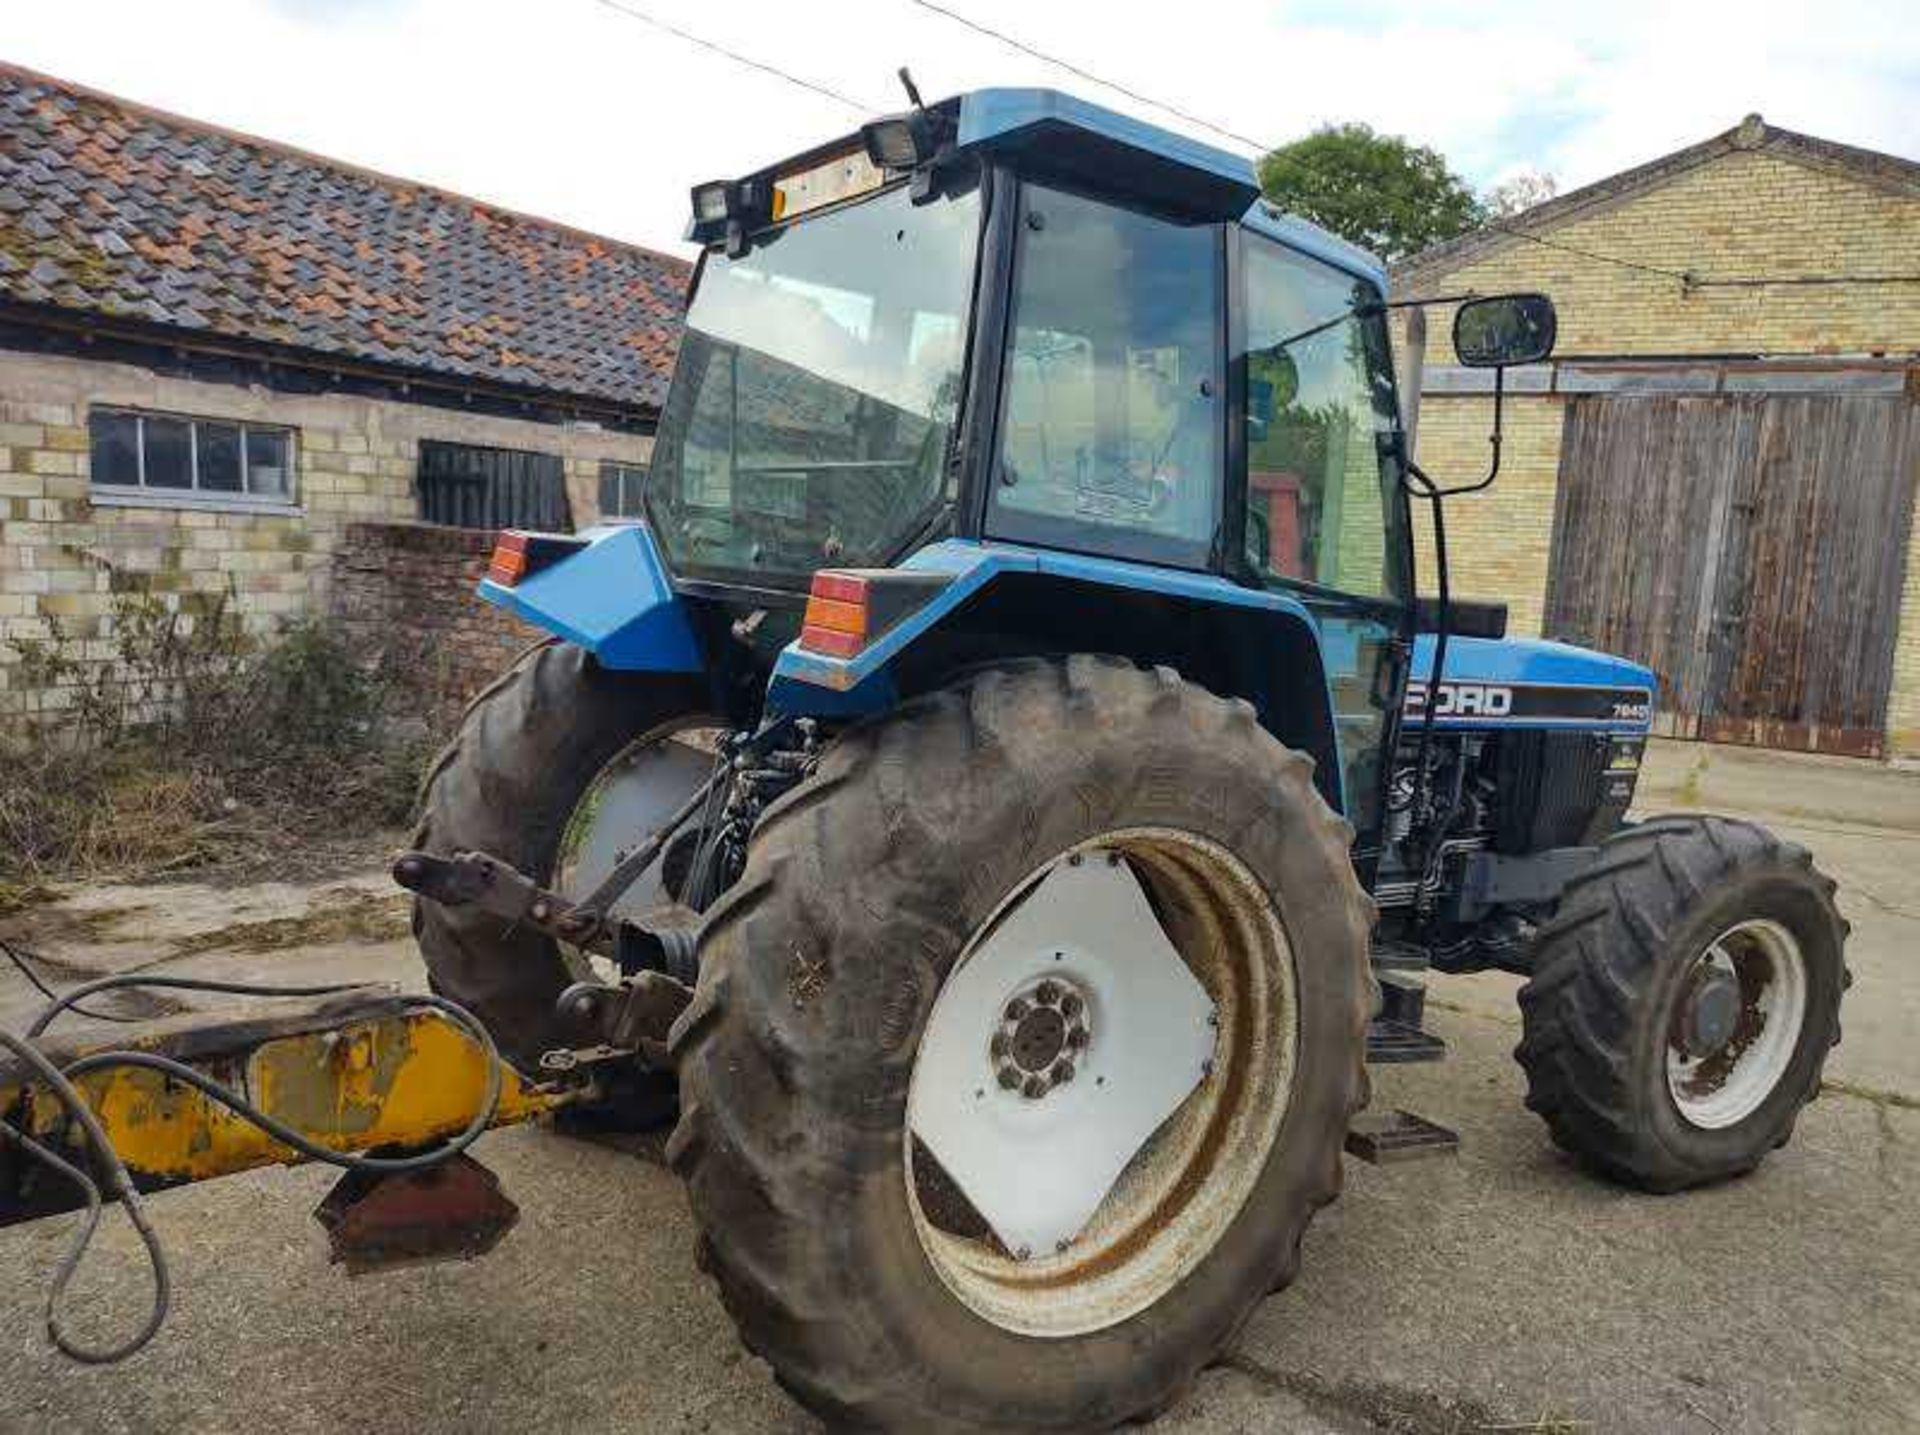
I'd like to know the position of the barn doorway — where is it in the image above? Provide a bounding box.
[1545,391,1920,757]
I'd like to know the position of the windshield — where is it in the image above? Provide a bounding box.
[645,181,982,584]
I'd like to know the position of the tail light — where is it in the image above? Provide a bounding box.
[797,568,952,662]
[487,531,531,586]
[799,572,870,657]
[486,529,586,587]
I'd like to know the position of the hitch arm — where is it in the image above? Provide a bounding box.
[393,849,699,984]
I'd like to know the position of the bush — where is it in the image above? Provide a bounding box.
[0,594,444,881]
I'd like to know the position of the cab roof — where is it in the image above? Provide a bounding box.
[952,88,1388,293]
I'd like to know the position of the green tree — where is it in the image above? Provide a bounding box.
[1258,123,1484,261]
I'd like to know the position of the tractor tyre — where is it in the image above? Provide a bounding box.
[1516,814,1849,1192]
[668,656,1374,1432]
[412,639,708,1071]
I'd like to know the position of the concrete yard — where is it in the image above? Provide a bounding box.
[1,740,1915,1433]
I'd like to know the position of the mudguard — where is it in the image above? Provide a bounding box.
[476,524,703,673]
[769,537,1351,811]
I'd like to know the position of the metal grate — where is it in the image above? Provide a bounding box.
[417,441,572,531]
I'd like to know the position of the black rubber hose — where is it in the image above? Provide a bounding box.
[4,977,507,1364]
[0,1028,171,1364]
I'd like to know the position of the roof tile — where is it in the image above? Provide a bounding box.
[0,64,690,412]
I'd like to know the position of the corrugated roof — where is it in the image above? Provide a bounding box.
[0,63,690,413]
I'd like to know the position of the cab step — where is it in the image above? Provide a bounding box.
[1345,1109,1460,1164]
[1369,938,1432,972]
[1367,1018,1447,1063]
[1366,971,1446,1063]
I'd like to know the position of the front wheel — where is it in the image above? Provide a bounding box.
[1516,814,1850,1192]
[668,657,1374,1431]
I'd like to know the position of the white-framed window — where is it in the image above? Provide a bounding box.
[89,408,297,510]
[598,460,647,520]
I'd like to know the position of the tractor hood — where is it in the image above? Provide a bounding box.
[1408,634,1656,733]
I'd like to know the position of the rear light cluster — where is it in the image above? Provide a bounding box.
[487,530,531,586]
[486,529,587,588]
[799,572,872,657]
[797,569,951,662]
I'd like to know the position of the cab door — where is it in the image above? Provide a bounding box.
[1232,231,1413,842]
[985,181,1225,570]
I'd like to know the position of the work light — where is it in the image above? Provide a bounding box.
[860,114,932,172]
[690,181,732,225]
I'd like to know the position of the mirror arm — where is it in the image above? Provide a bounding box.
[1422,364,1507,499]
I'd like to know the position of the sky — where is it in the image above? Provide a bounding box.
[8,0,1918,258]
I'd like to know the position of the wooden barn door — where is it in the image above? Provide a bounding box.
[1545,392,1919,757]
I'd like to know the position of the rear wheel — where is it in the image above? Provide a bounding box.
[1516,814,1849,1192]
[668,657,1374,1431]
[412,640,712,1069]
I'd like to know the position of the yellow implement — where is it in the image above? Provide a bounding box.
[0,987,567,1242]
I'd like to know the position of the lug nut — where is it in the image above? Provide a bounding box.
[1023,1075,1049,1099]
[1060,992,1083,1019]
[1067,1024,1089,1050]
[1050,1060,1074,1085]
[998,1065,1021,1090]
[1036,980,1060,1005]
[990,1032,1009,1059]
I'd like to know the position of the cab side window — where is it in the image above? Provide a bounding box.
[991,183,1222,567]
[1240,238,1401,600]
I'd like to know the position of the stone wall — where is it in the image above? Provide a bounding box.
[330,521,540,705]
[0,347,651,719]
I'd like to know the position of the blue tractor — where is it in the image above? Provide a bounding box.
[398,88,1849,1432]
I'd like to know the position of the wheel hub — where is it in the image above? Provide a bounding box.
[907,847,1220,1258]
[993,978,1090,1098]
[1665,918,1809,1130]
[1679,965,1742,1056]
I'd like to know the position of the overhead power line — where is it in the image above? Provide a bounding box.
[591,0,880,116]
[907,0,1276,156]
[1484,223,1920,289]
[909,1,1920,290]
[1482,223,1695,283]
[593,0,1920,291]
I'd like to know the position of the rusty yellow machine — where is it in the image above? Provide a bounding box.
[0,971,570,1363]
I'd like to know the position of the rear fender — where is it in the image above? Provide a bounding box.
[769,540,1348,813]
[476,524,703,672]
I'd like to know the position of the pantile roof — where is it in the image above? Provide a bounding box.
[0,64,690,413]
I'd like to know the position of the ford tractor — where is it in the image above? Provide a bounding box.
[394,88,1851,1432]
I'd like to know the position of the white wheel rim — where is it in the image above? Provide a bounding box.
[553,722,723,977]
[904,829,1296,1339]
[1664,917,1808,1130]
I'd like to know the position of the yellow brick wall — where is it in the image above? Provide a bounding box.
[1399,149,1920,357]
[1407,397,1566,640]
[1395,142,1920,754]
[0,350,652,718]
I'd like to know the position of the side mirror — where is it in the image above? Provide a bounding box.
[1452,293,1556,368]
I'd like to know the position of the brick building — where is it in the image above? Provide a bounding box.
[0,63,689,716]
[1395,114,1920,758]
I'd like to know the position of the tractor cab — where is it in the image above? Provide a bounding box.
[631,89,1555,840]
